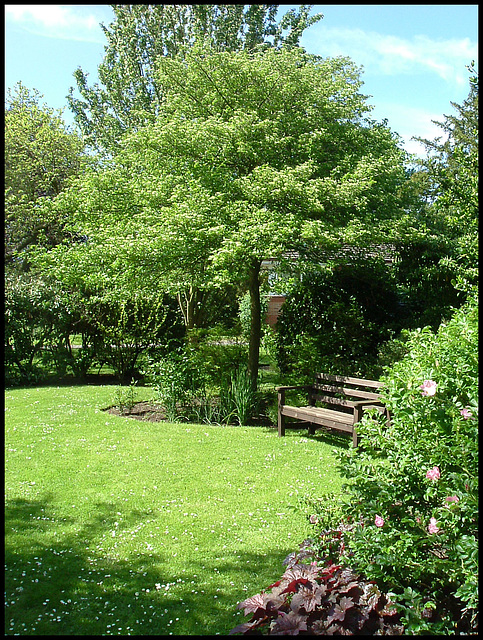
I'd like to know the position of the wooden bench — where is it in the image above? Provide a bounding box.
[277,373,389,447]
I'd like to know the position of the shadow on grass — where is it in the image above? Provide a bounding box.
[5,496,296,636]
[275,423,352,450]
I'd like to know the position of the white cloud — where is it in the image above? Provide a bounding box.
[373,103,449,157]
[305,26,477,87]
[5,4,107,43]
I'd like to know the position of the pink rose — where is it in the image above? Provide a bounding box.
[445,495,459,503]
[426,466,441,481]
[428,517,440,535]
[420,380,437,396]
[460,408,473,419]
[374,515,385,528]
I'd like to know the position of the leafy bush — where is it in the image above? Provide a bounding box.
[5,274,76,385]
[275,259,408,381]
[144,347,207,422]
[185,327,248,387]
[87,291,184,382]
[327,293,478,634]
[145,346,258,426]
[229,368,258,426]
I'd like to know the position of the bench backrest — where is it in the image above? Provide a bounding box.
[311,373,382,409]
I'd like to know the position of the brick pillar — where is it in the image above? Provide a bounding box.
[265,295,286,328]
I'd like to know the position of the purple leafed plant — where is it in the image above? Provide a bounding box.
[230,537,404,635]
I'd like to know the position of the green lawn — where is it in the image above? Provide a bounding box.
[5,384,347,636]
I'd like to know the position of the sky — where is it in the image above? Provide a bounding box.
[4,4,478,157]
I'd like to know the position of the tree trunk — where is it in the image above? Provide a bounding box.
[177,287,205,342]
[247,261,262,392]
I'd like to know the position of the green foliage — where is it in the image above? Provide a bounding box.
[186,328,248,386]
[275,259,407,380]
[398,65,478,327]
[4,273,77,385]
[68,4,323,155]
[144,342,257,426]
[325,295,478,634]
[229,368,258,426]
[112,379,139,414]
[85,291,182,383]
[238,291,268,342]
[5,82,85,270]
[50,44,408,392]
[144,347,207,422]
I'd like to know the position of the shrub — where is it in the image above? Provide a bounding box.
[5,274,76,385]
[328,293,478,634]
[230,368,258,426]
[185,326,248,387]
[275,259,408,381]
[88,292,184,382]
[144,347,207,422]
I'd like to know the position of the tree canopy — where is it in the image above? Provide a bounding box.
[5,82,85,270]
[392,63,478,327]
[67,4,323,154]
[39,44,409,387]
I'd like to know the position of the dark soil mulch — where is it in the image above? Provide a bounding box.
[104,400,276,427]
[105,401,166,422]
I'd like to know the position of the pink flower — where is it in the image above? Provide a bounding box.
[415,516,422,524]
[374,515,385,528]
[428,517,440,535]
[460,408,473,419]
[420,380,437,396]
[445,495,459,503]
[426,466,441,481]
[309,514,318,524]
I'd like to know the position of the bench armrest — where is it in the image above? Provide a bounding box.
[277,385,312,393]
[278,385,313,410]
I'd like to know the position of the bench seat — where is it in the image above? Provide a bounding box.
[277,373,389,447]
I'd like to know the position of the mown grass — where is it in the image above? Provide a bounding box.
[5,384,348,636]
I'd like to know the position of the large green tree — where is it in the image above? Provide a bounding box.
[5,82,85,270]
[394,63,478,327]
[67,4,322,154]
[40,45,408,389]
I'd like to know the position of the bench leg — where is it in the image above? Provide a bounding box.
[352,428,358,448]
[278,411,285,437]
[308,424,316,435]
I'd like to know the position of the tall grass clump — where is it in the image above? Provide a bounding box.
[144,345,258,426]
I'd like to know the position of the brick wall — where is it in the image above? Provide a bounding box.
[265,295,286,327]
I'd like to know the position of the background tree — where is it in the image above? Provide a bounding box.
[41,45,408,390]
[67,3,323,155]
[5,82,85,271]
[393,63,478,328]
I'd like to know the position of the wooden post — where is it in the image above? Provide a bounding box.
[278,388,285,437]
[353,405,362,448]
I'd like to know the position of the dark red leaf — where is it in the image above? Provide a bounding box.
[281,578,311,594]
[267,579,283,590]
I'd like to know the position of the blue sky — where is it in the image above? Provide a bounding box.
[5,4,478,156]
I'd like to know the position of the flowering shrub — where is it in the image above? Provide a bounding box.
[331,294,478,634]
